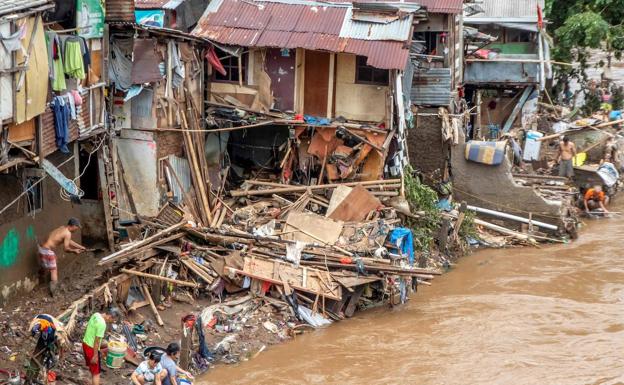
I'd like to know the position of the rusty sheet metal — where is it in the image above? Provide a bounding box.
[135,0,170,9]
[0,0,51,17]
[339,8,413,41]
[106,0,135,22]
[41,107,80,157]
[416,0,463,14]
[343,39,408,70]
[192,0,410,69]
[411,67,452,106]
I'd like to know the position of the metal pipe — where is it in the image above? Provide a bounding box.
[467,205,558,231]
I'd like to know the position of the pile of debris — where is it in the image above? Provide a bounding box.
[41,177,440,380]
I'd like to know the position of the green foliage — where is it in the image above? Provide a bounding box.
[403,166,441,253]
[582,92,602,115]
[458,211,478,241]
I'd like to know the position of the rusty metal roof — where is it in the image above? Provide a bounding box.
[415,0,463,14]
[192,0,416,69]
[106,0,136,22]
[0,0,52,17]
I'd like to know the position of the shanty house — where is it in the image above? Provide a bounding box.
[134,0,210,32]
[192,0,430,180]
[0,0,107,302]
[464,0,550,136]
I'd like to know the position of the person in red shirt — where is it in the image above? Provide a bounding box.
[583,185,610,213]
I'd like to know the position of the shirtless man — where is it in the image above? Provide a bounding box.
[39,218,86,296]
[558,136,577,178]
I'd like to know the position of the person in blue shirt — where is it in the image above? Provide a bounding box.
[161,343,194,385]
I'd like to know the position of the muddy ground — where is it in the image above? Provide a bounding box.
[0,252,290,385]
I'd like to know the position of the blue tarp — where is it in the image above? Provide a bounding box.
[388,227,414,265]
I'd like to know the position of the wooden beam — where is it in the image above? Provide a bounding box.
[141,283,164,326]
[120,268,199,288]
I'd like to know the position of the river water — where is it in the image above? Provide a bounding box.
[203,212,624,385]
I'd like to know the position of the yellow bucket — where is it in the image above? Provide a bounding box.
[105,341,128,369]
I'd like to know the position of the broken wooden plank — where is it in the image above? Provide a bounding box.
[141,283,164,326]
[120,268,199,288]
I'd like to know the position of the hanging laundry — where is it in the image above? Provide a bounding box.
[205,46,226,76]
[64,40,86,79]
[131,38,162,84]
[45,31,66,91]
[78,36,91,73]
[0,24,26,52]
[50,96,71,154]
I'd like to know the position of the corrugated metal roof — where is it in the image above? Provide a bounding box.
[0,0,52,17]
[135,0,170,9]
[411,67,452,106]
[331,0,462,13]
[106,0,136,22]
[192,0,414,69]
[415,0,463,14]
[339,7,412,41]
[465,0,544,21]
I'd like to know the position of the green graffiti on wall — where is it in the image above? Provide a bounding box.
[0,229,20,267]
[26,225,35,241]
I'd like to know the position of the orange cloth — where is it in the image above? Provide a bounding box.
[584,189,605,202]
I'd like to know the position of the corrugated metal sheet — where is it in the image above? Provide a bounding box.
[465,0,544,21]
[41,107,80,157]
[0,0,51,17]
[192,0,411,69]
[162,0,185,10]
[415,0,463,14]
[411,68,452,106]
[106,0,136,22]
[166,155,191,201]
[331,0,462,13]
[135,0,170,9]
[339,8,412,41]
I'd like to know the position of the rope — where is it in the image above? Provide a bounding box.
[0,156,75,217]
[59,137,105,201]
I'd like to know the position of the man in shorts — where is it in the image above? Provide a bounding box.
[39,218,86,295]
[557,136,577,179]
[82,308,121,385]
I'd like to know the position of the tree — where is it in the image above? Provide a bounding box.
[546,0,624,103]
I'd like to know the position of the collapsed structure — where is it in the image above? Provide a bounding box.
[1,0,623,381]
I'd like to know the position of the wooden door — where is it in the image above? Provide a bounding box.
[266,48,296,111]
[304,50,330,117]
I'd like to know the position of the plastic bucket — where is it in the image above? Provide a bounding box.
[105,341,128,369]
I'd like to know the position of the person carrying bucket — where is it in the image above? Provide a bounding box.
[161,343,194,385]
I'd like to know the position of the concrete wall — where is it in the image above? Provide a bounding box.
[0,150,81,303]
[334,54,388,122]
[408,113,449,174]
[451,130,563,229]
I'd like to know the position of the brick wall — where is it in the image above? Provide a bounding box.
[407,114,449,174]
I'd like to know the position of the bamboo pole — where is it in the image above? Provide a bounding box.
[120,268,199,287]
[141,283,164,326]
[232,179,401,197]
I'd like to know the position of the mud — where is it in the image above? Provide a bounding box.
[202,206,624,384]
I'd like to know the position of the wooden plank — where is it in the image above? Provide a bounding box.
[228,257,342,300]
[141,283,164,326]
[120,268,199,288]
[97,148,115,251]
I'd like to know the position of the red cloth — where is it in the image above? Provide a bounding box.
[206,46,226,76]
[82,342,101,375]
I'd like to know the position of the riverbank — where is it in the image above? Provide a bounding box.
[200,211,624,385]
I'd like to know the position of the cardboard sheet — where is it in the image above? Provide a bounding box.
[328,185,381,222]
[283,212,343,245]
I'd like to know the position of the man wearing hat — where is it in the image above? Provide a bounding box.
[39,218,86,296]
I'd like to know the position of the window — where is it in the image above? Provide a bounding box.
[413,31,443,55]
[25,177,43,214]
[355,56,389,85]
[213,49,247,83]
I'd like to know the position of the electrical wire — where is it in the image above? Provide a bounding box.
[59,137,105,201]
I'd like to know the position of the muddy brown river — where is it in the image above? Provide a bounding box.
[203,213,624,385]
